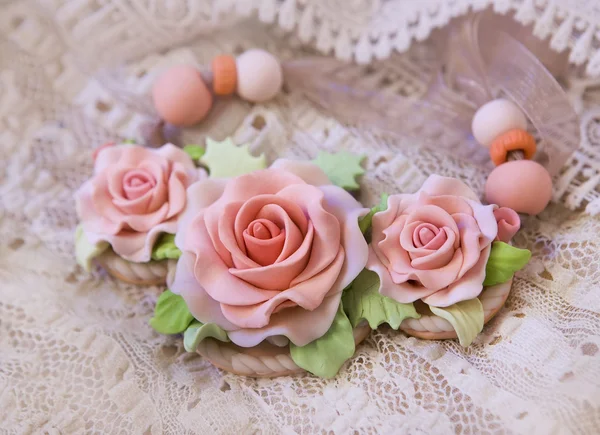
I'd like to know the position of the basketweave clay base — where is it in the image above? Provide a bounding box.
[197,323,372,378]
[399,279,513,340]
[95,249,169,286]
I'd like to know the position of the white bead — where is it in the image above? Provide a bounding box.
[471,99,528,147]
[236,49,283,103]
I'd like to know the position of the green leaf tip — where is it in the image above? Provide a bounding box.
[200,137,267,178]
[483,241,531,287]
[183,321,230,352]
[74,224,109,272]
[429,299,484,347]
[183,144,205,160]
[312,151,365,190]
[149,290,194,335]
[151,233,182,261]
[343,269,419,329]
[290,302,355,378]
[358,193,389,234]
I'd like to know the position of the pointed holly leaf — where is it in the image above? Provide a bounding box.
[183,144,205,161]
[343,269,420,329]
[183,321,230,352]
[151,233,181,261]
[312,151,365,190]
[200,137,267,178]
[149,290,194,334]
[358,193,389,234]
[75,225,109,272]
[483,241,531,287]
[290,302,355,378]
[429,299,484,347]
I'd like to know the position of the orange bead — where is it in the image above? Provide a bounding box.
[211,55,237,96]
[489,128,537,166]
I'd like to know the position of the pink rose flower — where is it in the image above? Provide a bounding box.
[367,175,520,307]
[75,144,204,262]
[171,159,369,347]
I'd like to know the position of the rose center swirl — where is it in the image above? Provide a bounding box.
[243,218,286,266]
[122,169,156,200]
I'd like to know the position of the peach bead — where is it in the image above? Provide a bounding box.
[489,128,537,166]
[485,160,552,215]
[211,55,237,96]
[236,49,283,103]
[472,99,528,147]
[152,66,213,127]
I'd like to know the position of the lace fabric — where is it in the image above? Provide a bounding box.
[1,1,600,433]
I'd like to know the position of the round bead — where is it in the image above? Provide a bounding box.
[472,99,528,147]
[485,160,552,215]
[211,55,237,96]
[489,128,537,166]
[152,66,213,127]
[236,49,283,103]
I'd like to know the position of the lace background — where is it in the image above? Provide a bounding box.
[1,0,600,433]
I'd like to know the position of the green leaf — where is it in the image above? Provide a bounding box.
[151,233,182,261]
[312,151,365,190]
[200,137,267,178]
[343,269,420,329]
[149,290,194,334]
[122,138,136,144]
[483,241,531,287]
[183,321,230,352]
[74,225,109,272]
[183,144,205,161]
[358,193,389,234]
[290,302,355,378]
[429,299,484,347]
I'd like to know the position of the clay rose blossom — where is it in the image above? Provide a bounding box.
[367,175,520,307]
[75,144,204,262]
[171,160,369,347]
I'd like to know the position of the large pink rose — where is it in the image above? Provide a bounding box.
[367,175,520,307]
[75,144,204,262]
[171,159,369,347]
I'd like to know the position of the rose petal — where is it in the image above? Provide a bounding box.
[104,217,178,262]
[494,207,520,243]
[413,248,463,291]
[366,247,438,303]
[414,223,438,247]
[418,175,480,201]
[422,244,492,307]
[408,227,457,269]
[227,292,342,347]
[221,248,344,328]
[270,159,332,186]
[276,184,341,287]
[243,229,286,266]
[453,213,485,279]
[154,143,198,172]
[190,214,280,305]
[229,223,313,290]
[165,161,194,219]
[377,216,412,274]
[467,200,499,245]
[76,180,122,235]
[318,184,370,294]
[170,252,238,330]
[174,178,228,253]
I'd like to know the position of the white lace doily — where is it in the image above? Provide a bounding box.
[1,1,600,433]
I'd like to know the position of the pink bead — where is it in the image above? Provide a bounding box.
[485,160,552,215]
[152,66,213,127]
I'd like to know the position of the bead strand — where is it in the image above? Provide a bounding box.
[151,49,283,127]
[472,98,553,215]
